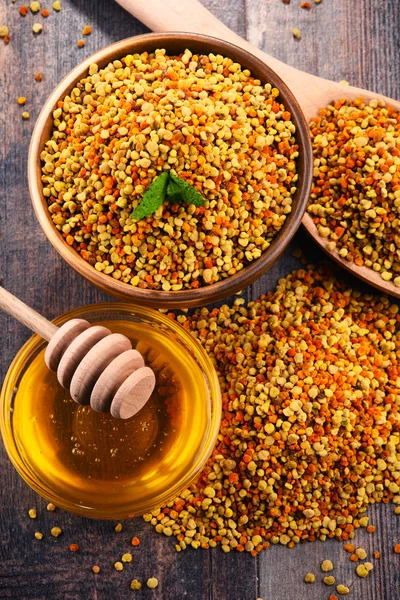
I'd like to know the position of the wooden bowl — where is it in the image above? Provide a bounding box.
[29,32,313,309]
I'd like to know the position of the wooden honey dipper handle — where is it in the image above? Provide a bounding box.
[0,286,58,341]
[0,286,156,419]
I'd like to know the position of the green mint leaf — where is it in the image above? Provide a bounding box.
[131,172,169,220]
[131,172,206,220]
[167,173,206,207]
[165,175,182,203]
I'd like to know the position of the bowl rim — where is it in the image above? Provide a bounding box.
[0,301,222,519]
[28,32,313,308]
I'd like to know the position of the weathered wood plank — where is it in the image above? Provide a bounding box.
[0,1,399,599]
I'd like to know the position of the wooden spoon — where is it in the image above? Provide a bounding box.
[116,0,400,298]
[0,286,155,419]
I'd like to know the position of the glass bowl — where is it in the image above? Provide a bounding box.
[0,303,221,519]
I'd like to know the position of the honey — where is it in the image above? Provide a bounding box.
[2,307,220,519]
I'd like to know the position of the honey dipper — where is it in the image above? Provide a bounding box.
[0,286,156,419]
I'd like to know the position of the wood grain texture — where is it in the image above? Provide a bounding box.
[0,1,399,599]
[0,286,58,341]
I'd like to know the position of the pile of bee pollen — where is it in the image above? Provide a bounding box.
[145,266,400,555]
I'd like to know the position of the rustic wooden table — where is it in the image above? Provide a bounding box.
[1,1,400,599]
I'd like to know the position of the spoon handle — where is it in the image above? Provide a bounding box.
[115,0,291,74]
[0,286,58,342]
[117,0,239,38]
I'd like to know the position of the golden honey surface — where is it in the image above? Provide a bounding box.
[11,320,211,516]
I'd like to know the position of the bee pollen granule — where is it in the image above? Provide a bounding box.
[41,49,299,292]
[147,578,159,589]
[146,265,400,555]
[321,560,334,572]
[336,584,350,595]
[130,579,142,590]
[121,553,132,563]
